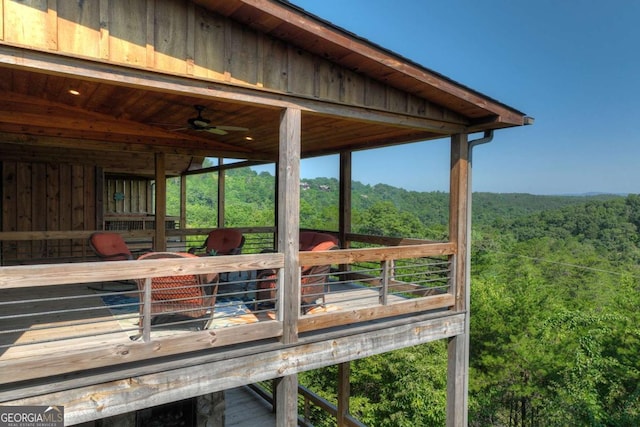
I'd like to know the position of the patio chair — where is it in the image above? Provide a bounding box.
[188,228,245,256]
[299,231,339,251]
[255,234,339,313]
[89,232,134,261]
[135,252,219,330]
[300,240,339,313]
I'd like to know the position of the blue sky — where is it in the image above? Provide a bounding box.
[281,0,640,195]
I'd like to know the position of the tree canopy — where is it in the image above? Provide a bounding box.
[170,166,640,426]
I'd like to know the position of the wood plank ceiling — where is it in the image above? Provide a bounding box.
[0,64,448,177]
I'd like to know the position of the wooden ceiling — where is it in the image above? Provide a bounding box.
[0,63,450,176]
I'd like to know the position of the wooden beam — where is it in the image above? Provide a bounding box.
[447,133,470,427]
[2,314,465,425]
[154,153,167,251]
[277,108,301,342]
[339,151,352,248]
[217,158,225,228]
[276,107,301,426]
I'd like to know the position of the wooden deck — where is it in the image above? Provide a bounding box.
[0,279,408,363]
[225,386,275,427]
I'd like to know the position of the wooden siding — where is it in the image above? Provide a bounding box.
[1,161,96,263]
[0,0,458,125]
[104,176,152,215]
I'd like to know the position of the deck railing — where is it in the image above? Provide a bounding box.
[0,230,455,388]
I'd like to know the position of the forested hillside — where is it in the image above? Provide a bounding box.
[173,167,640,426]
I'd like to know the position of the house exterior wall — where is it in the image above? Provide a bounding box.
[1,161,97,263]
[0,0,456,123]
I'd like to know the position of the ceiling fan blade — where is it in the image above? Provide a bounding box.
[215,125,249,132]
[205,127,228,135]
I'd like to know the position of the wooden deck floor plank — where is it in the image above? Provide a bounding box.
[225,386,275,427]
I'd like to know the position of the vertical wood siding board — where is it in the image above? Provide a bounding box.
[95,167,104,231]
[286,45,293,93]
[152,0,187,74]
[1,162,11,263]
[82,166,95,259]
[59,164,71,256]
[124,179,130,214]
[46,0,58,50]
[130,180,137,213]
[140,180,147,213]
[193,7,225,80]
[256,32,264,87]
[117,178,123,213]
[4,0,47,48]
[56,0,100,57]
[262,37,287,91]
[227,21,258,85]
[85,165,96,232]
[146,0,155,68]
[2,163,17,232]
[99,0,109,59]
[17,163,32,259]
[146,180,152,215]
[223,17,232,81]
[46,164,60,257]
[186,1,195,75]
[108,0,146,65]
[0,0,4,42]
[105,178,111,214]
[136,179,142,213]
[312,56,320,98]
[288,48,314,97]
[71,165,84,258]
[32,163,47,258]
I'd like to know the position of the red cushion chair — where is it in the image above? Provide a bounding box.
[135,252,218,329]
[188,228,245,256]
[300,239,339,312]
[299,231,339,251]
[89,232,134,261]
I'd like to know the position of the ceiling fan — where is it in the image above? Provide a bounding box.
[180,105,249,135]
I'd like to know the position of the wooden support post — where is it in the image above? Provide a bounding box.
[154,152,166,251]
[276,107,301,427]
[179,176,186,231]
[337,362,350,426]
[217,158,225,228]
[447,133,470,427]
[339,151,352,248]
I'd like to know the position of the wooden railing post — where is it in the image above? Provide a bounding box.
[142,277,152,342]
[447,133,470,427]
[380,259,390,305]
[337,362,350,426]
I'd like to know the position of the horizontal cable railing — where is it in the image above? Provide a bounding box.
[0,253,284,384]
[0,233,455,383]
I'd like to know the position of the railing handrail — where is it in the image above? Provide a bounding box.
[0,252,284,288]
